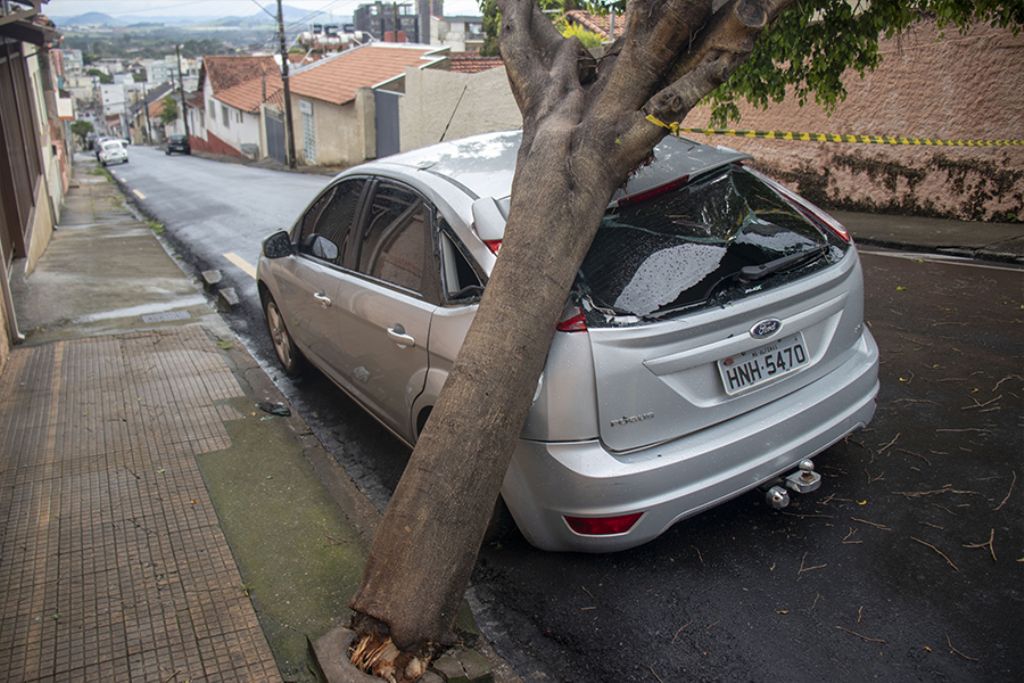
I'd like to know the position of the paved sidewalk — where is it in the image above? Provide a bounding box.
[0,329,279,681]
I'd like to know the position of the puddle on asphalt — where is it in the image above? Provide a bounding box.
[73,295,207,323]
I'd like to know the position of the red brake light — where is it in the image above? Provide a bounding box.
[565,512,643,535]
[618,175,689,207]
[484,239,502,255]
[772,184,851,243]
[556,307,587,332]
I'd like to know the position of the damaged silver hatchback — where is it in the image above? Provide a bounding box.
[256,131,879,552]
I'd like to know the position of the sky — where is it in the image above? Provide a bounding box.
[45,0,483,19]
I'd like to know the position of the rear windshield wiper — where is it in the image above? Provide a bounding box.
[739,246,826,282]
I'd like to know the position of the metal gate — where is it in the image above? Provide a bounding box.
[265,109,286,164]
[374,90,401,158]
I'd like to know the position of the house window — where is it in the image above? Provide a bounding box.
[236,110,243,124]
[300,99,315,164]
[208,99,215,118]
[222,104,229,128]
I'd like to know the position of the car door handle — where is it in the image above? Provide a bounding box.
[387,324,416,348]
[313,292,332,308]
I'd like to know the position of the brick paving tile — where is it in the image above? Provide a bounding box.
[0,330,282,682]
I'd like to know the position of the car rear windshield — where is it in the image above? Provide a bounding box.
[578,165,847,320]
[170,135,185,142]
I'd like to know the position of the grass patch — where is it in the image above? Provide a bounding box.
[147,219,165,235]
[88,166,114,182]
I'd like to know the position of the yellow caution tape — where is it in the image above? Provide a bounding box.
[645,117,1023,147]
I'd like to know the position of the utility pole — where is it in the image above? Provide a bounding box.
[277,0,297,168]
[175,44,191,140]
[417,0,430,45]
[142,82,152,143]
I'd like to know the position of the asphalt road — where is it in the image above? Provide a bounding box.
[113,148,1023,682]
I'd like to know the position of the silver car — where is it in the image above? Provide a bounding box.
[257,131,879,552]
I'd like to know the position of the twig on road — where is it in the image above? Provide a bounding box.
[961,395,1001,411]
[962,529,997,562]
[898,448,931,466]
[856,606,864,624]
[836,625,886,644]
[893,484,980,498]
[691,545,704,566]
[850,517,892,531]
[877,432,900,453]
[647,665,665,683]
[841,527,862,544]
[946,634,979,662]
[911,536,959,572]
[671,622,691,643]
[991,373,1022,393]
[797,553,827,577]
[993,471,1016,511]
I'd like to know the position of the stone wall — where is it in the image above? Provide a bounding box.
[681,19,1024,222]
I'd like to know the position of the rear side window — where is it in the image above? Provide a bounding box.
[579,166,844,319]
[357,182,431,294]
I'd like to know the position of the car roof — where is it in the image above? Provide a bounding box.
[367,130,749,202]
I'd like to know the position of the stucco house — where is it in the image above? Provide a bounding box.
[190,55,281,158]
[263,43,448,166]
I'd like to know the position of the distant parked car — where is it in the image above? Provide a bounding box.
[98,139,128,166]
[256,131,879,552]
[93,136,111,159]
[166,134,190,155]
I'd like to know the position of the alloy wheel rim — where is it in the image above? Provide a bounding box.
[268,303,292,367]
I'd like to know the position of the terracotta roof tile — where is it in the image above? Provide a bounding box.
[289,44,441,106]
[202,55,279,94]
[565,10,625,39]
[216,71,282,112]
[447,53,503,74]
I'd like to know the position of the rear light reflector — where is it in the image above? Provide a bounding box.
[770,182,851,243]
[484,239,502,255]
[618,175,689,207]
[565,512,643,536]
[556,307,588,332]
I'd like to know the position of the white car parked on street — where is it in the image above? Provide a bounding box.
[98,139,128,166]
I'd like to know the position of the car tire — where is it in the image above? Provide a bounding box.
[165,150,171,155]
[484,496,519,544]
[264,294,305,377]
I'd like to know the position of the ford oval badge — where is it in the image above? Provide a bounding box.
[750,319,782,339]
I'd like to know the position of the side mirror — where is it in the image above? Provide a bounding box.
[262,230,294,259]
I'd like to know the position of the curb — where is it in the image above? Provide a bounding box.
[854,236,1024,265]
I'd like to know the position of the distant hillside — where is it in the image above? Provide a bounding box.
[51,12,122,27]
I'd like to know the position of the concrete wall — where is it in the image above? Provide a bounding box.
[0,288,10,373]
[399,65,521,152]
[681,19,1024,222]
[290,88,375,166]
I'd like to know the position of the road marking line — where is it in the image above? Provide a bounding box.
[858,249,1022,273]
[132,189,146,200]
[224,252,257,279]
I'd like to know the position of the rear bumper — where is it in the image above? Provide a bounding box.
[503,329,879,552]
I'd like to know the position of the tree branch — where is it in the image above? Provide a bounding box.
[497,0,574,118]
[666,0,794,87]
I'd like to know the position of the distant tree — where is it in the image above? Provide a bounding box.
[86,68,113,84]
[132,71,147,83]
[159,96,179,126]
[70,120,94,145]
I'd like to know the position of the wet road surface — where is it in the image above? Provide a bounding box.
[115,149,1023,682]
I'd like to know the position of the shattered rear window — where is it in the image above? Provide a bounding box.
[578,166,845,319]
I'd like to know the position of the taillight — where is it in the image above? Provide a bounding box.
[556,307,587,332]
[565,512,643,535]
[484,240,502,255]
[773,184,851,243]
[618,175,689,207]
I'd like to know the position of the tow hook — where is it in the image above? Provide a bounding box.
[763,460,821,510]
[785,460,821,494]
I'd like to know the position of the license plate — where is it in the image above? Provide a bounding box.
[717,333,809,395]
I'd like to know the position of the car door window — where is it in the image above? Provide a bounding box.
[297,178,366,266]
[357,182,435,297]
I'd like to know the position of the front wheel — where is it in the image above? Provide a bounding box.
[264,295,305,376]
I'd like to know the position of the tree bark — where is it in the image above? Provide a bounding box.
[350,0,794,656]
